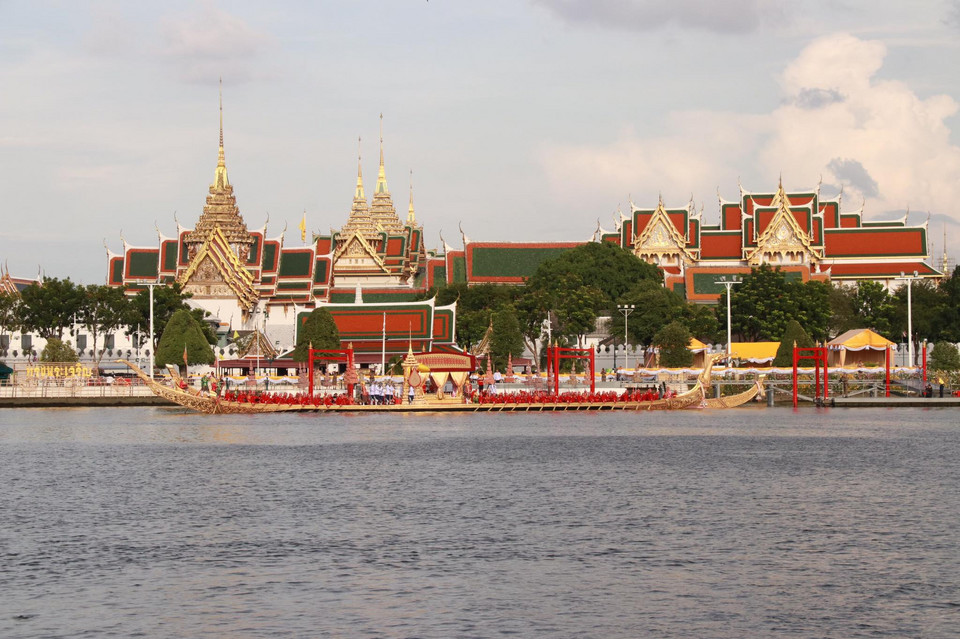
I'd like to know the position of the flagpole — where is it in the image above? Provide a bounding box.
[381,312,387,376]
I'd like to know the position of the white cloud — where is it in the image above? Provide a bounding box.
[541,33,960,223]
[532,0,787,33]
[160,2,272,84]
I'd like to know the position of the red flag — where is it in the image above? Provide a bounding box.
[183,345,188,367]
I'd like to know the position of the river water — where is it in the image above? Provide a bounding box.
[1,406,958,638]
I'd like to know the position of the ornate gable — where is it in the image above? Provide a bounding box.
[745,185,822,266]
[632,200,697,269]
[179,226,259,311]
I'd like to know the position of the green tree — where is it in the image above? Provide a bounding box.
[827,283,857,336]
[0,292,20,354]
[681,303,720,344]
[292,307,340,361]
[16,277,85,340]
[853,280,897,339]
[929,341,960,373]
[490,305,525,371]
[720,266,829,342]
[773,319,815,367]
[82,284,131,364]
[525,242,662,308]
[609,279,685,347]
[937,266,960,342]
[40,337,79,363]
[891,279,947,348]
[156,309,215,369]
[653,321,693,368]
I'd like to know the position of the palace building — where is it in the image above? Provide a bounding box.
[105,99,941,356]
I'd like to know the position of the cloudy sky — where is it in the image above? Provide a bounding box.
[2,0,959,283]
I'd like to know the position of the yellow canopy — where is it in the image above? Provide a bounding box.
[730,342,780,363]
[828,329,894,351]
[688,338,708,352]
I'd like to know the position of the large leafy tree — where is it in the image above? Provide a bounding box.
[82,284,131,363]
[156,309,215,369]
[16,277,85,340]
[292,307,340,361]
[890,279,947,350]
[523,243,660,350]
[525,241,662,309]
[654,321,693,368]
[608,279,685,347]
[937,266,960,342]
[852,280,897,339]
[720,265,829,343]
[0,292,20,352]
[827,283,858,337]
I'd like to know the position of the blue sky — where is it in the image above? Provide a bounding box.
[2,0,959,283]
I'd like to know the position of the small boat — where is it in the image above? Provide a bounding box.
[120,353,761,414]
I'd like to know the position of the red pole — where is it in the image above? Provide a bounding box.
[553,347,560,397]
[590,348,596,394]
[347,346,355,401]
[922,341,928,384]
[822,347,829,401]
[885,345,891,397]
[308,348,315,398]
[792,346,799,408]
[814,356,820,401]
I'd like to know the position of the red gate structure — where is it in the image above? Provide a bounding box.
[308,346,356,401]
[546,344,595,396]
[793,346,828,408]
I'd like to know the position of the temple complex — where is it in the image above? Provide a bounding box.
[105,96,942,357]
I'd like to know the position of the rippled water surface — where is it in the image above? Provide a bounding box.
[1,406,959,638]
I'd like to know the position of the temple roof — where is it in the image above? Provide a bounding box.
[183,89,253,248]
[339,118,407,241]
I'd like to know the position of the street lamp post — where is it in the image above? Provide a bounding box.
[899,270,919,367]
[146,283,156,380]
[618,305,635,368]
[717,276,741,359]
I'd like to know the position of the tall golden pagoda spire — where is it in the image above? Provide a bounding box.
[355,136,366,202]
[407,169,416,225]
[214,77,229,190]
[183,80,253,253]
[376,113,388,195]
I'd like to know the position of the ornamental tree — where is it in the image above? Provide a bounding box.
[156,308,214,370]
[773,320,815,367]
[292,308,340,361]
[929,341,960,373]
[40,337,79,363]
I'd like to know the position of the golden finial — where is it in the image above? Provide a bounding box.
[376,113,388,195]
[213,79,229,189]
[219,77,223,149]
[355,135,365,201]
[407,169,416,225]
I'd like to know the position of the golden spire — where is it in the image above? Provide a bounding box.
[214,77,229,190]
[407,169,416,225]
[355,136,365,202]
[376,113,388,195]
